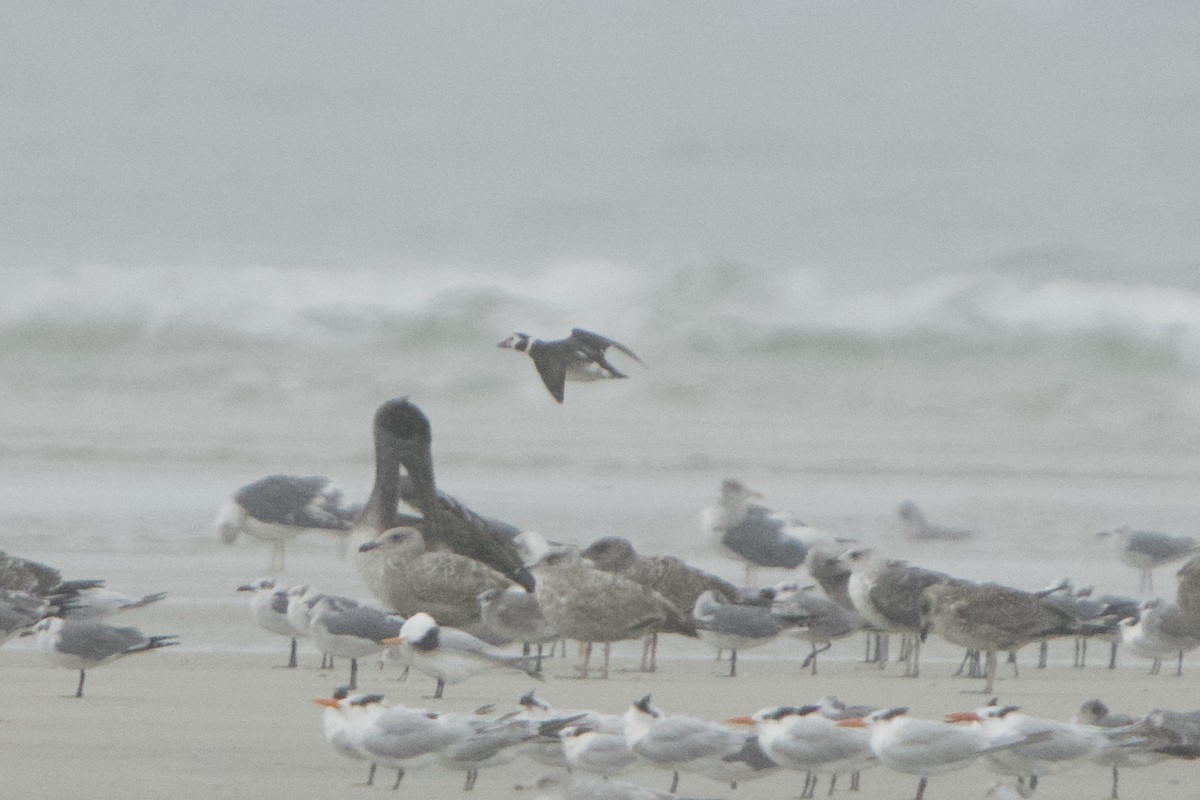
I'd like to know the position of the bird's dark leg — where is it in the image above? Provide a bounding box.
[1177,650,1184,677]
[914,775,928,800]
[851,770,861,791]
[1110,764,1119,799]
[535,643,544,673]
[1029,775,1038,790]
[669,770,680,793]
[580,641,592,679]
[1007,650,1019,677]
[1037,640,1048,669]
[602,642,611,680]
[828,773,837,795]
[984,650,998,694]
[728,648,738,678]
[349,657,358,690]
[361,763,376,786]
[463,768,477,791]
[391,767,405,790]
[286,637,298,668]
[434,677,445,699]
[1079,637,1088,668]
[75,669,86,698]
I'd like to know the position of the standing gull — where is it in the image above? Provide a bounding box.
[580,534,738,671]
[357,526,513,634]
[216,474,356,571]
[352,397,529,589]
[530,548,695,679]
[841,547,961,677]
[897,501,973,541]
[308,595,404,690]
[237,577,302,668]
[1117,598,1200,676]
[1072,700,1160,800]
[498,328,644,404]
[1173,554,1200,625]
[701,479,813,585]
[33,616,178,697]
[918,580,1095,693]
[772,585,866,674]
[1095,526,1200,593]
[692,590,788,677]
[477,586,558,671]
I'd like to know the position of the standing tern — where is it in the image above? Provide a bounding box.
[726,705,875,798]
[837,707,1043,800]
[623,694,758,793]
[382,611,542,699]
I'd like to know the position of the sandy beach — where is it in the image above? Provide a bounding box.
[3,539,1198,800]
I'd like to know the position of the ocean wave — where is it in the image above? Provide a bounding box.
[4,263,1199,368]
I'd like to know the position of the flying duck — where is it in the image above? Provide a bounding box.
[498,328,644,403]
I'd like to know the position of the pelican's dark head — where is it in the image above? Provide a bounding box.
[374,398,431,446]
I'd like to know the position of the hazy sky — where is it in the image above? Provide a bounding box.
[4,3,1199,286]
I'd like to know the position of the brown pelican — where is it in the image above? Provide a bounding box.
[353,398,530,590]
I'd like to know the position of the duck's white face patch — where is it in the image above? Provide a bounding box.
[499,333,531,352]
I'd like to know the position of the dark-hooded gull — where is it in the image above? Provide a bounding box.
[33,616,178,697]
[216,474,356,571]
[498,328,644,404]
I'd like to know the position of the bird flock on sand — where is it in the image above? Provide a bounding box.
[6,327,1200,799]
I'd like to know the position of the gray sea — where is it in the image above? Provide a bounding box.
[3,2,1200,647]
